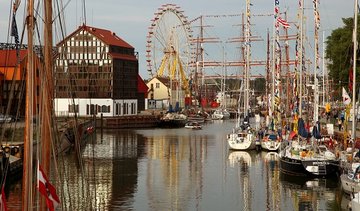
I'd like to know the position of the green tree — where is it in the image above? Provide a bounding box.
[326,17,359,97]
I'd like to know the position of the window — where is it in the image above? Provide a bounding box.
[131,103,136,114]
[87,104,97,115]
[123,103,128,115]
[156,83,160,88]
[100,105,110,113]
[68,104,79,113]
[115,103,120,115]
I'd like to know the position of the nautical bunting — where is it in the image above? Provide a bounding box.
[37,163,60,211]
[273,0,282,127]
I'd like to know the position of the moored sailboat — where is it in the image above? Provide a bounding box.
[340,0,360,196]
[226,0,257,151]
[261,130,282,151]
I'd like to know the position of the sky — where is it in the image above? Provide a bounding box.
[0,0,355,79]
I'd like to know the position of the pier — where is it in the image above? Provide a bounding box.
[99,115,159,129]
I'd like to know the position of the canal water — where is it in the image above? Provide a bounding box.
[5,119,350,210]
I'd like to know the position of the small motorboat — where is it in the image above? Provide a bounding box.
[185,122,202,130]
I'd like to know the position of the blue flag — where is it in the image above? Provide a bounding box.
[11,14,20,61]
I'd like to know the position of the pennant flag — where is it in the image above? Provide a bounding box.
[11,14,19,45]
[37,163,60,211]
[277,17,290,28]
[11,13,20,61]
[0,186,7,211]
[342,87,351,105]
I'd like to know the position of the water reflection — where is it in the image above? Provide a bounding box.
[3,120,346,210]
[280,172,341,210]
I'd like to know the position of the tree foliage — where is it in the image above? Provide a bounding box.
[326,17,358,93]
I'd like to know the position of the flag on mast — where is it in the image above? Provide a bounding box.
[277,17,290,28]
[37,162,60,211]
[342,87,351,105]
[0,185,7,211]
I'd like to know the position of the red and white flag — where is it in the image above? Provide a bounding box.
[0,186,7,211]
[342,87,351,105]
[277,17,290,28]
[37,162,60,211]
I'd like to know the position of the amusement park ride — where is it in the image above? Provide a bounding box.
[146,4,193,108]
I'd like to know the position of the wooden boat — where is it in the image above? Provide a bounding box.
[158,113,187,128]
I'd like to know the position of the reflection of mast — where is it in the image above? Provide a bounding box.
[263,152,280,211]
[145,132,207,210]
[241,152,251,211]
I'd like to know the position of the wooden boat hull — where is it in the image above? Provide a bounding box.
[0,155,23,182]
[158,119,187,128]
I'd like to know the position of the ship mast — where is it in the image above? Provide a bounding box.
[22,0,35,209]
[351,0,358,143]
[313,0,320,122]
[40,0,54,209]
[299,0,304,118]
[244,0,251,117]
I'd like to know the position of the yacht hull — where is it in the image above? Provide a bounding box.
[227,133,256,150]
[279,155,340,177]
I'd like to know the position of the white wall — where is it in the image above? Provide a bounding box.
[54,98,138,117]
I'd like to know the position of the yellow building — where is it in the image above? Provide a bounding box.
[146,76,185,110]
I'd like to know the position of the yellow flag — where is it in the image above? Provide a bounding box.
[325,103,331,113]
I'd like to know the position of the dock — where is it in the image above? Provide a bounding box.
[99,115,159,129]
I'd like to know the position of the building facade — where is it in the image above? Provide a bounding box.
[54,25,144,117]
[0,49,41,116]
[146,76,185,110]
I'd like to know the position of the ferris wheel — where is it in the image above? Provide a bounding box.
[146,4,193,94]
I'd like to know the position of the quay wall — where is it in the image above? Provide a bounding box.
[97,115,159,129]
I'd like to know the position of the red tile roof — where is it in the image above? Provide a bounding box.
[57,24,134,49]
[0,50,27,67]
[138,75,148,95]
[109,52,137,61]
[156,76,170,87]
